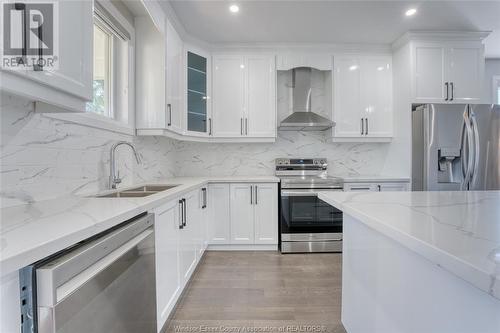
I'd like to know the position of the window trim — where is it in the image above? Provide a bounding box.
[91,20,114,118]
[493,75,500,104]
[47,0,135,136]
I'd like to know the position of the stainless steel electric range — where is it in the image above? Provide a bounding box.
[276,158,344,253]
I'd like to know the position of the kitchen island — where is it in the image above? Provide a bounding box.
[318,191,500,333]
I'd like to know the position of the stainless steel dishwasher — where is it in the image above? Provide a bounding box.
[19,213,157,333]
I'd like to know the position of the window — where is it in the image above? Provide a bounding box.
[86,1,132,122]
[87,23,113,117]
[48,0,135,135]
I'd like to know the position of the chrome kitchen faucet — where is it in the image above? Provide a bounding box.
[109,141,141,189]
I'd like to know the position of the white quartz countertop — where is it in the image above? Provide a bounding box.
[0,176,279,276]
[318,191,500,300]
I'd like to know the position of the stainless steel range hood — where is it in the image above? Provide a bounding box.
[279,67,335,131]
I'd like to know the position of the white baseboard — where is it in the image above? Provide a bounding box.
[207,244,278,251]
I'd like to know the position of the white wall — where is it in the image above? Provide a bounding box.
[484,59,500,104]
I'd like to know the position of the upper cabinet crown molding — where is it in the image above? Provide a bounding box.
[392,31,491,51]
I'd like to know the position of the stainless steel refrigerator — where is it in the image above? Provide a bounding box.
[412,104,500,191]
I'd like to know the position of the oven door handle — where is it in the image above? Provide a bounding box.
[281,190,320,197]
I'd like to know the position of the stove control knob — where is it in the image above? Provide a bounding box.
[320,159,326,164]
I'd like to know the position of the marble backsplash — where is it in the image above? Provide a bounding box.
[172,131,389,176]
[0,94,176,207]
[1,93,390,207]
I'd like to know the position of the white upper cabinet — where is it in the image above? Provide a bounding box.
[136,15,166,129]
[246,55,276,137]
[333,54,393,141]
[333,56,362,137]
[137,15,187,133]
[446,44,483,102]
[413,44,447,102]
[212,55,245,137]
[165,19,183,133]
[212,54,276,139]
[361,56,393,137]
[411,41,484,103]
[1,0,92,111]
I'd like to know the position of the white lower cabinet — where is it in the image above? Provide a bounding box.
[254,184,279,244]
[229,183,278,245]
[230,184,255,243]
[152,182,277,330]
[154,200,181,331]
[207,184,231,244]
[178,189,199,285]
[344,182,410,192]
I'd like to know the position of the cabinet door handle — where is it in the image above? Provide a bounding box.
[245,118,248,135]
[360,118,364,135]
[254,185,258,205]
[241,118,243,135]
[202,188,207,208]
[445,82,449,101]
[450,82,454,101]
[182,198,187,227]
[208,118,212,135]
[250,186,253,205]
[167,104,172,126]
[365,118,368,136]
[178,200,184,229]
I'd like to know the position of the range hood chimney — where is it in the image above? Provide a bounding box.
[279,67,335,131]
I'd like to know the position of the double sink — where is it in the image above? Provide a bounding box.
[96,184,179,198]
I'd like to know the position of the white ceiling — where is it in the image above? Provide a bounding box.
[169,0,500,58]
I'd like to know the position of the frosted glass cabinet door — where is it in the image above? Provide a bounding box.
[361,56,393,137]
[447,45,483,103]
[413,45,446,102]
[212,55,245,137]
[333,56,362,137]
[187,51,208,133]
[246,55,276,137]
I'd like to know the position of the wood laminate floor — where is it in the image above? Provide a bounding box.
[166,251,346,333]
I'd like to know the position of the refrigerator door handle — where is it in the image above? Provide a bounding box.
[461,109,474,190]
[470,112,480,187]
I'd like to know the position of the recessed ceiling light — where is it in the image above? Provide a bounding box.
[349,65,358,71]
[229,4,239,13]
[405,8,417,16]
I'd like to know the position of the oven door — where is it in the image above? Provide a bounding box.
[280,189,343,236]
